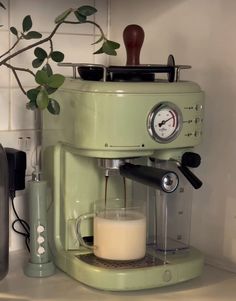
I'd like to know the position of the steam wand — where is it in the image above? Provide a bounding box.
[119,163,179,193]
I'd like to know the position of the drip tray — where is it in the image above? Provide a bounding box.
[76,253,165,269]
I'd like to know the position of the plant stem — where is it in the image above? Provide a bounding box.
[63,20,106,39]
[0,23,61,66]
[49,39,53,53]
[85,20,106,39]
[3,62,35,76]
[3,62,36,95]
[0,36,23,59]
[48,39,53,63]
[0,19,104,66]
[11,68,27,95]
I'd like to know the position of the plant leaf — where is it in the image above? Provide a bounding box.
[100,41,119,56]
[46,86,57,95]
[92,35,104,45]
[10,27,18,37]
[106,40,120,49]
[77,5,97,17]
[55,8,73,24]
[0,2,6,9]
[47,98,60,115]
[26,100,37,111]
[22,15,32,32]
[94,40,120,55]
[42,63,53,77]
[103,47,117,56]
[50,51,64,63]
[47,74,65,88]
[93,46,104,55]
[34,47,47,60]
[35,70,49,85]
[74,10,86,23]
[36,88,49,110]
[32,58,44,68]
[24,31,42,39]
[26,88,40,102]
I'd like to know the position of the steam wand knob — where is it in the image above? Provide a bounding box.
[175,152,202,189]
[181,152,201,168]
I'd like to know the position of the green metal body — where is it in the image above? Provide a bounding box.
[43,79,204,159]
[43,79,204,290]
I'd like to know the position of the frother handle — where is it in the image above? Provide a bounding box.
[182,152,201,168]
[120,163,179,193]
[123,24,144,65]
[76,213,94,251]
[177,165,202,189]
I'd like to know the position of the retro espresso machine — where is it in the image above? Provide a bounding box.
[42,26,204,290]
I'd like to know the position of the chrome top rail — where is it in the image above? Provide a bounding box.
[175,65,191,82]
[57,63,107,81]
[58,62,192,82]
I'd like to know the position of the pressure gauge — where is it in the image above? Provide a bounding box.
[147,102,182,143]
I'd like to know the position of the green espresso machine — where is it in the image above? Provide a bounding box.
[42,64,204,290]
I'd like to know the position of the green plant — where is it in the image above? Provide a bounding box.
[0,3,120,115]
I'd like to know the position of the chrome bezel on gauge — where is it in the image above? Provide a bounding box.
[147,102,183,143]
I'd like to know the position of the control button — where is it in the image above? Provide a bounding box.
[37,246,45,255]
[195,104,203,111]
[163,270,172,282]
[37,236,45,244]
[194,131,201,137]
[37,225,45,233]
[185,133,193,137]
[195,117,201,124]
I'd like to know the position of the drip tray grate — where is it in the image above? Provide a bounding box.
[76,253,165,269]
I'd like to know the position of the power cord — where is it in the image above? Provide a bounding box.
[9,190,30,252]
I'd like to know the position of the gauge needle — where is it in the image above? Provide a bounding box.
[158,116,173,127]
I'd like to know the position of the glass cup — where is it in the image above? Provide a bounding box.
[76,198,146,261]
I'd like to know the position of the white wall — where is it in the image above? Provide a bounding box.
[0,0,109,251]
[110,0,236,270]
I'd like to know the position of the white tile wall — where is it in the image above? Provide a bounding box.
[10,88,36,130]
[52,34,95,67]
[0,88,10,130]
[0,0,9,29]
[94,0,108,36]
[0,0,109,251]
[0,31,10,87]
[10,0,94,34]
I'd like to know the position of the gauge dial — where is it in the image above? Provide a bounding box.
[147,103,182,143]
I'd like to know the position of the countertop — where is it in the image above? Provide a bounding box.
[1,251,236,301]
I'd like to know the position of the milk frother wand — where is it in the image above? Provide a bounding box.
[24,166,55,277]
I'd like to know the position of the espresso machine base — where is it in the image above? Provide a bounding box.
[54,247,203,291]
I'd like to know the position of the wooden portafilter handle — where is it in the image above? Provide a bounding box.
[123,24,144,65]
